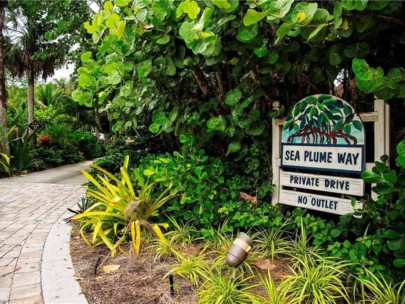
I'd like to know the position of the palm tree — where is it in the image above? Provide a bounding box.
[36,83,63,108]
[4,0,90,126]
[5,11,57,125]
[0,0,9,153]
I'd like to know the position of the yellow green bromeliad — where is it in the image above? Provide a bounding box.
[73,156,177,256]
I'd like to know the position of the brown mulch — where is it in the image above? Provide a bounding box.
[70,233,197,304]
[70,230,291,304]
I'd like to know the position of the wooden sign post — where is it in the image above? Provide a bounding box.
[274,94,367,215]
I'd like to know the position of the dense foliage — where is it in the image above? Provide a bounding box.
[74,0,404,158]
[0,80,104,175]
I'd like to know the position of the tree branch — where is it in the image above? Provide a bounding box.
[191,66,210,97]
[377,15,405,27]
[215,71,226,108]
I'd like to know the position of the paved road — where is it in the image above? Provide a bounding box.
[0,161,92,304]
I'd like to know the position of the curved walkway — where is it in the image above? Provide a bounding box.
[0,161,91,304]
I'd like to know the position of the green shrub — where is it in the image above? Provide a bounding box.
[138,136,279,238]
[10,134,38,174]
[70,130,103,159]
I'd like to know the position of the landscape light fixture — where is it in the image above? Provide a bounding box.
[226,232,253,267]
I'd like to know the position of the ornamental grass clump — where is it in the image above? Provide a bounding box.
[73,156,177,256]
[356,268,405,304]
[254,225,291,261]
[256,271,284,304]
[279,219,322,269]
[278,258,351,304]
[169,253,208,286]
[198,268,260,304]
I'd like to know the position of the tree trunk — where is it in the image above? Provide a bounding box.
[27,70,35,126]
[94,106,101,142]
[0,3,9,154]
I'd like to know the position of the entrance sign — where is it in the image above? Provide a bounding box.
[277,94,366,215]
[280,170,364,196]
[281,144,364,173]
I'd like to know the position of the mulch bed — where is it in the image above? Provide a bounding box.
[70,229,291,304]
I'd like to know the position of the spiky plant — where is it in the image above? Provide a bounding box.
[356,269,405,304]
[166,216,199,246]
[278,258,351,304]
[254,227,291,261]
[168,253,208,286]
[148,234,182,262]
[198,268,260,304]
[279,219,322,268]
[254,271,284,304]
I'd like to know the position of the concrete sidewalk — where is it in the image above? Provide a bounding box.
[0,161,91,304]
[2,161,93,185]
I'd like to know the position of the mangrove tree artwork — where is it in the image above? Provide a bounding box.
[282,94,364,145]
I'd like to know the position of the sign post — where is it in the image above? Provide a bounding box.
[275,94,366,215]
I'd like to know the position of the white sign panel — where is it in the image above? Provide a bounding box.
[280,189,363,215]
[281,144,364,174]
[280,170,364,196]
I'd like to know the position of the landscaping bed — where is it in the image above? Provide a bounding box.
[70,228,293,304]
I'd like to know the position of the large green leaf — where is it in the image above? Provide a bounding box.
[275,23,294,44]
[227,142,241,155]
[386,68,401,89]
[212,0,231,9]
[225,88,242,106]
[157,35,171,45]
[308,24,327,41]
[333,2,343,29]
[362,170,384,183]
[246,120,265,136]
[352,58,372,81]
[183,0,200,19]
[81,51,92,63]
[329,44,345,66]
[243,9,268,26]
[397,140,405,157]
[179,21,195,44]
[152,110,170,125]
[342,0,368,11]
[291,2,318,25]
[71,89,83,102]
[236,23,258,43]
[267,0,294,20]
[137,60,153,78]
[78,74,92,88]
[344,43,370,58]
[207,116,226,132]
[149,123,160,134]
